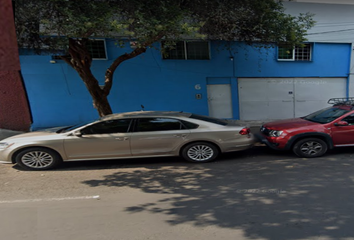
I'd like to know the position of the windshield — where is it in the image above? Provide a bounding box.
[304,107,350,124]
[189,114,228,126]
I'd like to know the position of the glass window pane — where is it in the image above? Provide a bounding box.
[304,107,349,124]
[278,45,294,60]
[136,118,183,132]
[82,119,131,134]
[87,40,106,59]
[186,41,210,60]
[181,120,199,129]
[342,114,354,125]
[163,41,185,59]
[295,44,311,61]
[189,114,228,126]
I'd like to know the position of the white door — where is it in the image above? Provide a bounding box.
[238,78,346,120]
[207,84,233,118]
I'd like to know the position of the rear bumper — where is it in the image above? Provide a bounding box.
[222,134,256,152]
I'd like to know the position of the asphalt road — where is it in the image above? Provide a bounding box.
[1,146,354,240]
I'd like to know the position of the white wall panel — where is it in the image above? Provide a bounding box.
[284,2,354,43]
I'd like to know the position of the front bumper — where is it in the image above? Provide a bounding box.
[0,148,14,164]
[255,133,283,150]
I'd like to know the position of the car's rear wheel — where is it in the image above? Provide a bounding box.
[293,138,328,158]
[15,147,62,170]
[181,142,219,163]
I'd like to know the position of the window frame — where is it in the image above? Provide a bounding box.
[87,39,108,60]
[277,43,312,62]
[162,40,210,60]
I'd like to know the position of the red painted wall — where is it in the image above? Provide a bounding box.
[0,0,31,131]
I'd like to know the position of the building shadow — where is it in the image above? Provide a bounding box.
[80,146,354,239]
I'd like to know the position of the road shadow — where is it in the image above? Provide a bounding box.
[80,146,354,239]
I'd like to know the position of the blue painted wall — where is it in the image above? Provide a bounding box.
[233,42,351,78]
[19,41,351,130]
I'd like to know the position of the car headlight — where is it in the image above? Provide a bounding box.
[0,142,13,150]
[269,130,283,137]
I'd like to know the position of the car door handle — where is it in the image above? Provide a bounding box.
[174,134,187,138]
[115,137,129,141]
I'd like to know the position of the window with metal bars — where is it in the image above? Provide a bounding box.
[87,39,107,59]
[162,41,210,60]
[51,39,107,60]
[278,43,312,61]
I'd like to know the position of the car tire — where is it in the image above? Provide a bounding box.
[15,147,62,170]
[181,142,219,163]
[293,138,328,158]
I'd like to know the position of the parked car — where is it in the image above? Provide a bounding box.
[0,111,255,170]
[257,98,354,158]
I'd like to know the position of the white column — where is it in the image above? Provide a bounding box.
[349,43,354,97]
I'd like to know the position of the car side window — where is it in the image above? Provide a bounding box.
[136,118,186,132]
[342,114,354,125]
[81,119,131,134]
[181,120,199,129]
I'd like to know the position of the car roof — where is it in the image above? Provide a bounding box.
[100,111,192,120]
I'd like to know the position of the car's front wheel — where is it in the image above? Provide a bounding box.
[15,147,62,170]
[181,142,219,163]
[293,138,328,158]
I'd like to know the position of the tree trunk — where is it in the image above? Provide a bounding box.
[81,74,113,117]
[62,35,164,117]
[62,38,113,117]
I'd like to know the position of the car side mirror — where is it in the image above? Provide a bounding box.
[334,121,349,126]
[73,131,83,137]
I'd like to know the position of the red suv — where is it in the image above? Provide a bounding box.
[257,98,354,158]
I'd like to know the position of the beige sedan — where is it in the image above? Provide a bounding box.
[0,111,255,170]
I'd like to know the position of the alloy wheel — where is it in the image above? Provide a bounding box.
[187,145,214,161]
[299,141,323,156]
[21,151,54,169]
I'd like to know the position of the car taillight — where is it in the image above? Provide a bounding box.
[239,128,250,135]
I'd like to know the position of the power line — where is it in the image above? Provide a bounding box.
[307,28,354,35]
[316,21,354,25]
[315,23,354,28]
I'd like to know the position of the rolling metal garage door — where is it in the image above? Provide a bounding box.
[238,78,347,120]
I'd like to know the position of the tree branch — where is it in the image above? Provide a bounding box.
[102,33,165,96]
[60,56,74,68]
